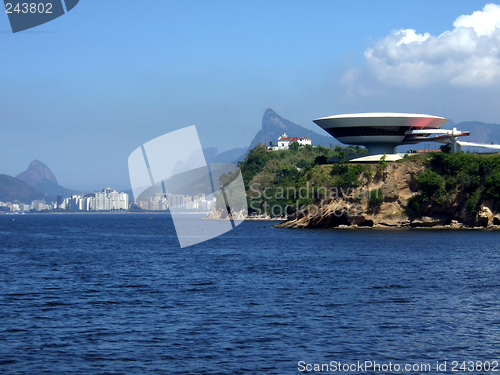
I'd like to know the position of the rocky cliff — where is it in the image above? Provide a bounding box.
[274,158,500,229]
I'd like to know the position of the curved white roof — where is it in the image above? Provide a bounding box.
[313,112,449,131]
[314,112,446,121]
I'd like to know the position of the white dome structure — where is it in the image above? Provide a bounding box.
[313,113,450,155]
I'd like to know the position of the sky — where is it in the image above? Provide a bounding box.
[1,0,499,191]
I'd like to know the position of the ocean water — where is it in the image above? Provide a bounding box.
[1,214,500,374]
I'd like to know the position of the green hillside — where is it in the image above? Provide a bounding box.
[239,143,368,215]
[407,151,500,218]
[239,144,500,220]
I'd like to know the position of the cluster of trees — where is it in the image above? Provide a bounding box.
[408,152,500,217]
[237,144,333,215]
[235,141,500,219]
[237,143,371,216]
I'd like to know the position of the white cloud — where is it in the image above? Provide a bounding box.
[360,3,500,87]
[454,3,500,36]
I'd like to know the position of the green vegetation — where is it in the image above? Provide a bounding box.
[440,144,452,153]
[238,143,368,216]
[368,188,384,206]
[330,163,372,188]
[237,143,500,220]
[240,144,334,216]
[409,152,500,217]
[214,168,248,214]
[485,171,500,199]
[466,191,481,217]
[416,169,446,204]
[376,154,388,177]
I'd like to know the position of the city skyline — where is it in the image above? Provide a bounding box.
[0,187,216,213]
[1,1,499,191]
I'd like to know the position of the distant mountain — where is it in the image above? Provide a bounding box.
[399,120,500,152]
[201,109,336,165]
[204,112,500,168]
[0,174,45,204]
[453,121,500,144]
[248,108,335,150]
[201,146,247,165]
[213,147,248,164]
[202,147,218,163]
[17,160,58,186]
[16,160,77,199]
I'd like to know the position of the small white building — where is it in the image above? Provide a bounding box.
[270,133,312,150]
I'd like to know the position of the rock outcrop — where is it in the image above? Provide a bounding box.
[274,160,500,229]
[204,208,248,221]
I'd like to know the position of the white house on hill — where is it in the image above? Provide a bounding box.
[269,133,311,150]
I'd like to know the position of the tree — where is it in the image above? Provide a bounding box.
[376,154,388,176]
[416,169,445,200]
[314,155,328,165]
[289,142,300,152]
[440,144,452,153]
[369,188,384,206]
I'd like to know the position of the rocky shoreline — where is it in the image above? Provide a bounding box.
[274,218,500,230]
[203,157,500,229]
[272,160,500,230]
[204,208,285,221]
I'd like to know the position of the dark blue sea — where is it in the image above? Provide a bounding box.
[1,214,500,374]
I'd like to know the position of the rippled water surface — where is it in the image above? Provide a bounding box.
[1,214,500,374]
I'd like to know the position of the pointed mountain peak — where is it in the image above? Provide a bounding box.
[27,159,51,171]
[263,108,278,117]
[16,159,58,187]
[262,108,287,130]
[248,109,335,150]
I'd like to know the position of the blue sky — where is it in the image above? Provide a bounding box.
[0,0,497,190]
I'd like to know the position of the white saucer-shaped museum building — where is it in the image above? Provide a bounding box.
[313,113,451,155]
[313,112,500,161]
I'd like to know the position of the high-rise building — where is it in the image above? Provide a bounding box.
[94,188,129,210]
